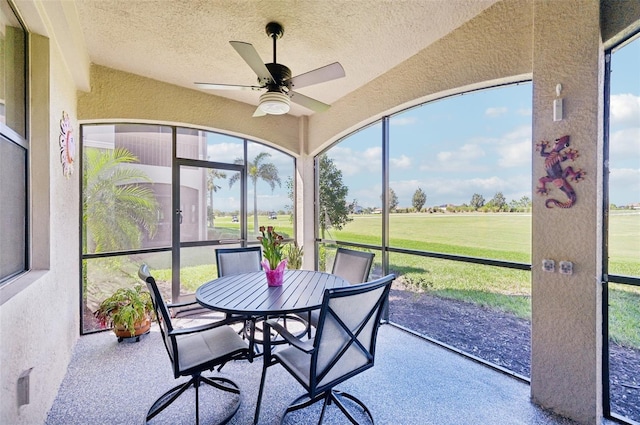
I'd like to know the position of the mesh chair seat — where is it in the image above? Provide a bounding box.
[175,325,249,373]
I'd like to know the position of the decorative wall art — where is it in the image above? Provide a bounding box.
[59,111,76,177]
[535,135,585,208]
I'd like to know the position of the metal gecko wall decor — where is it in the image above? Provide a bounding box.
[535,135,585,208]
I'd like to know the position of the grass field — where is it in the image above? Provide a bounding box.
[87,211,640,347]
[324,211,640,348]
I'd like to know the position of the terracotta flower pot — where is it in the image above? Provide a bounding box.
[114,317,151,341]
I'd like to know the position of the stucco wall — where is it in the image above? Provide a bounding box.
[531,2,604,423]
[77,65,301,156]
[1,2,638,425]
[306,0,534,155]
[0,34,80,425]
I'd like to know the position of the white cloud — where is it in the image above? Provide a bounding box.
[390,116,418,126]
[609,167,640,205]
[206,142,243,162]
[517,107,532,117]
[391,154,412,169]
[610,127,640,159]
[329,146,381,176]
[610,93,640,126]
[485,107,508,118]
[496,125,532,168]
[437,143,485,162]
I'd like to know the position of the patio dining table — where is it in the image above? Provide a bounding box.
[195,269,348,348]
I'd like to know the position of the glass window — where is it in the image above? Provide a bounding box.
[315,82,533,378]
[389,84,532,263]
[246,141,294,240]
[318,124,382,244]
[0,0,26,283]
[0,135,26,281]
[82,123,296,332]
[0,0,26,137]
[608,37,640,278]
[176,127,244,162]
[83,251,172,333]
[82,124,172,254]
[607,35,640,424]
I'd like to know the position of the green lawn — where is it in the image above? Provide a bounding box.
[91,211,640,348]
[326,211,640,348]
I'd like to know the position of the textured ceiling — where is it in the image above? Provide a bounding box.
[74,0,498,116]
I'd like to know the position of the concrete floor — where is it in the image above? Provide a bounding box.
[46,323,598,425]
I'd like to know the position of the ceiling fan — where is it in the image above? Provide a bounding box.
[195,22,345,117]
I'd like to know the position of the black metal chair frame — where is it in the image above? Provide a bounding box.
[254,274,394,425]
[300,247,376,337]
[139,264,252,425]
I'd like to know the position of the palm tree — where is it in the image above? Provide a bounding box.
[83,147,158,253]
[229,152,281,234]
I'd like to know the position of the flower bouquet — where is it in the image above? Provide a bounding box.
[258,226,287,286]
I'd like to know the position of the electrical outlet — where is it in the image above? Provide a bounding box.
[542,259,555,272]
[559,261,573,275]
[17,368,32,407]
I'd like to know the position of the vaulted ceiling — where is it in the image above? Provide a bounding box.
[70,0,498,117]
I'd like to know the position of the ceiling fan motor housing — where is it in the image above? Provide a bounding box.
[264,63,292,92]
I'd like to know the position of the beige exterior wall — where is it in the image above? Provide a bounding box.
[306,0,534,155]
[0,1,639,425]
[77,65,301,156]
[531,2,604,423]
[0,34,80,425]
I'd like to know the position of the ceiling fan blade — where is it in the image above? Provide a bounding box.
[229,41,274,84]
[252,106,267,117]
[287,62,345,90]
[289,91,331,112]
[194,82,262,91]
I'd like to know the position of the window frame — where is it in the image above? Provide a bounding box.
[0,0,29,291]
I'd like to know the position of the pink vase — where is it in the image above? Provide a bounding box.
[262,259,287,287]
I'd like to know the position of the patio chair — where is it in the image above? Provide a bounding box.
[299,248,375,335]
[138,264,251,425]
[254,274,395,425]
[215,246,262,321]
[215,246,263,277]
[332,247,375,285]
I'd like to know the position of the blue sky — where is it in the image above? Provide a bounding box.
[329,83,533,208]
[326,37,639,209]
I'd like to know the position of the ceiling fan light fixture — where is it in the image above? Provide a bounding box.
[258,91,290,115]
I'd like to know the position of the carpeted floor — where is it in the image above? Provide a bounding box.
[46,322,584,425]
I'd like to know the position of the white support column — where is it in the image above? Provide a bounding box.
[296,116,316,270]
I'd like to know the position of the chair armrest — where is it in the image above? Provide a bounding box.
[168,315,244,336]
[265,319,314,353]
[166,300,198,309]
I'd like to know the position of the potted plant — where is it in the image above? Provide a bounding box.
[258,226,287,286]
[94,284,155,342]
